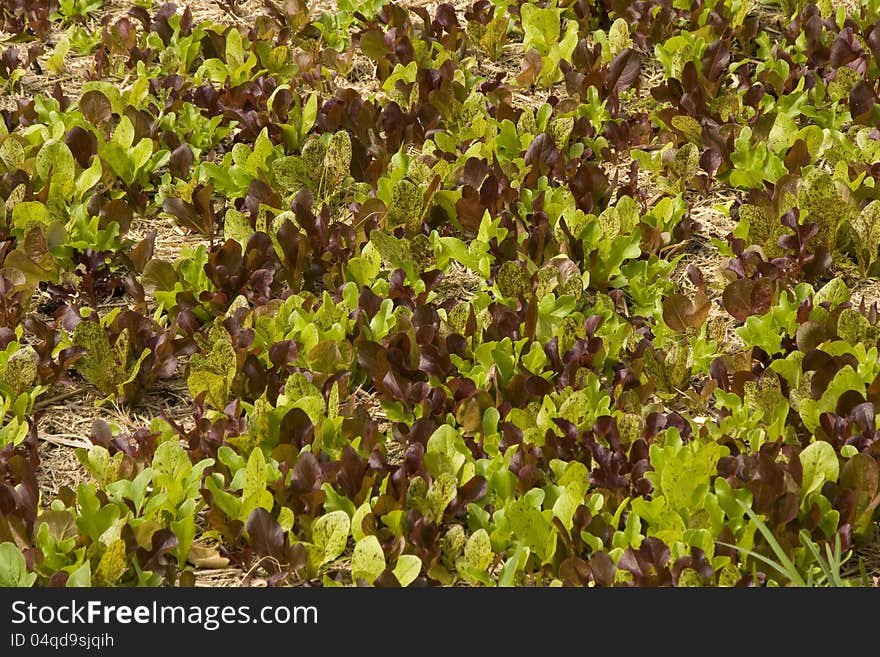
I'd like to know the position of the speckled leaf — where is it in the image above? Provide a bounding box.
[405,476,429,513]
[668,143,700,187]
[243,448,268,504]
[369,229,410,266]
[95,538,127,585]
[608,18,632,56]
[478,13,509,59]
[4,184,25,219]
[327,380,340,420]
[463,528,493,570]
[187,335,237,410]
[36,139,75,199]
[548,256,582,299]
[351,535,386,585]
[325,131,351,187]
[507,493,556,563]
[442,524,466,563]
[112,328,130,371]
[300,136,326,173]
[517,108,537,137]
[743,375,786,422]
[223,208,251,247]
[73,320,118,394]
[0,136,24,171]
[617,413,644,444]
[306,339,353,374]
[1,346,37,394]
[535,265,559,298]
[548,117,574,151]
[797,169,848,252]
[230,395,269,454]
[311,510,350,567]
[497,261,530,299]
[446,303,472,335]
[671,115,702,144]
[827,66,860,102]
[851,200,880,276]
[558,314,584,354]
[274,507,294,534]
[677,568,703,587]
[407,158,432,185]
[272,155,313,192]
[598,205,621,240]
[664,342,690,389]
[837,308,879,346]
[425,471,458,523]
[284,372,321,401]
[408,233,435,269]
[388,179,423,229]
[800,441,839,499]
[717,563,741,587]
[556,270,582,299]
[643,347,669,391]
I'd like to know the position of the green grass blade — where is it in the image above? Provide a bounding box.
[716,541,804,586]
[734,500,807,587]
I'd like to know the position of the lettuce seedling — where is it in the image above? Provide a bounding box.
[848,200,880,276]
[729,127,787,188]
[187,325,237,411]
[99,115,159,188]
[194,27,257,86]
[0,337,45,447]
[0,542,36,587]
[466,4,509,61]
[72,319,144,400]
[272,131,352,205]
[520,3,578,88]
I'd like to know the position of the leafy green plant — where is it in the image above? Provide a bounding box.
[314,0,388,52]
[849,200,880,275]
[729,127,787,188]
[52,0,102,23]
[186,326,237,411]
[0,542,37,587]
[272,131,352,205]
[99,115,162,189]
[194,27,258,86]
[519,3,578,88]
[0,343,44,446]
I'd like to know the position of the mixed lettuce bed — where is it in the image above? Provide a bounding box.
[1,0,880,587]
